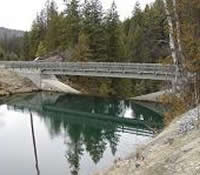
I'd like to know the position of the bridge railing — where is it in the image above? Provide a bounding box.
[0,61,177,80]
[0,61,176,72]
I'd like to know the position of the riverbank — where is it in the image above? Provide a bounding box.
[0,70,39,96]
[131,90,170,102]
[0,70,80,96]
[95,106,200,175]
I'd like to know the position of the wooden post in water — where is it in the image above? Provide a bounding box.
[30,112,40,175]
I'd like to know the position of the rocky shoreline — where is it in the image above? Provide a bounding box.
[0,70,39,96]
[0,70,80,96]
[95,107,200,175]
[131,90,169,102]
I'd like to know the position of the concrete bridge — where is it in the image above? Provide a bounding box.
[0,61,178,90]
[0,61,177,80]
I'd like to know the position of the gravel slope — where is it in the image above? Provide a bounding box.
[95,107,200,175]
[0,70,38,96]
[0,70,80,96]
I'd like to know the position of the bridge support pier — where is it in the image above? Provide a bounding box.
[17,72,43,90]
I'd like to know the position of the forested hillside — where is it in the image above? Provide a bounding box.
[0,27,24,60]
[17,0,168,96]
[0,27,24,39]
[23,0,169,63]
[1,0,199,97]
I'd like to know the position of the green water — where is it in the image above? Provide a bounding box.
[0,92,164,175]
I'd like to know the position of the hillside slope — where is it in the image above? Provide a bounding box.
[96,107,200,175]
[0,27,24,40]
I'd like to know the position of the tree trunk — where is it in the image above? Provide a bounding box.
[163,0,178,65]
[172,0,185,67]
[163,0,179,91]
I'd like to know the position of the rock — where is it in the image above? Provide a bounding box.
[135,163,140,168]
[0,70,38,96]
[164,138,174,145]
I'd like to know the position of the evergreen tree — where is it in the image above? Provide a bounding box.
[177,0,200,71]
[104,1,121,62]
[127,2,146,62]
[72,32,91,61]
[124,0,168,63]
[63,0,81,48]
[0,46,5,60]
[111,79,133,97]
[23,32,31,60]
[29,11,47,58]
[82,0,106,61]
[45,1,61,51]
[120,18,132,60]
[143,0,168,62]
[36,41,47,57]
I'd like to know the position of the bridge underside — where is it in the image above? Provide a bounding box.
[41,68,174,81]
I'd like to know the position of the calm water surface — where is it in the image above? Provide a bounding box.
[0,93,164,175]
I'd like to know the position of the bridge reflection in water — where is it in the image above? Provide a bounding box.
[6,92,164,175]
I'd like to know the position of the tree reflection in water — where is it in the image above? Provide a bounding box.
[40,113,132,174]
[6,93,164,175]
[65,124,84,175]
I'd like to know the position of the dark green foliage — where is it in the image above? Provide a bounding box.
[0,46,5,60]
[82,0,106,61]
[111,79,133,97]
[72,32,92,61]
[36,41,47,57]
[0,33,24,60]
[2,0,170,97]
[23,32,31,60]
[104,1,121,62]
[134,80,161,95]
[45,1,60,52]
[29,19,46,58]
[123,0,169,63]
[24,0,169,64]
[1,0,170,63]
[63,0,81,48]
[99,80,112,96]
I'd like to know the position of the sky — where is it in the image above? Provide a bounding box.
[0,0,155,31]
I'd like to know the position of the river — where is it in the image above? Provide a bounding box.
[0,92,164,175]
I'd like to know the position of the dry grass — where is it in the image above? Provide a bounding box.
[160,93,188,126]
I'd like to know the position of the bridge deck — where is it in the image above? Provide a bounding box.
[0,61,177,81]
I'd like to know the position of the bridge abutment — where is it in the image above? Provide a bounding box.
[14,70,80,94]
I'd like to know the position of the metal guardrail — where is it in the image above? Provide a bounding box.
[0,61,175,69]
